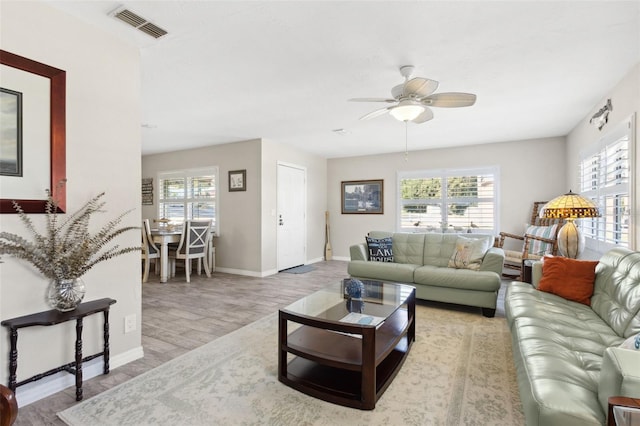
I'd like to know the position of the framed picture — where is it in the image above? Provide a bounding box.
[0,50,66,213]
[0,88,23,177]
[229,169,246,192]
[341,179,383,214]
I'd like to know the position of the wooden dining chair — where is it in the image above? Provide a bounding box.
[169,220,212,283]
[141,219,160,283]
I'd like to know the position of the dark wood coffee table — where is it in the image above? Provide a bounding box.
[278,279,415,410]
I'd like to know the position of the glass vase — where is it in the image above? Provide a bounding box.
[47,278,85,312]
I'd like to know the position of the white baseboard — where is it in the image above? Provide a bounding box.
[332,256,350,262]
[15,346,144,407]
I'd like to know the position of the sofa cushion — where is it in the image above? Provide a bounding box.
[447,236,490,271]
[590,248,640,338]
[365,236,394,262]
[414,265,501,292]
[422,233,493,267]
[537,256,598,305]
[347,259,418,283]
[388,232,425,265]
[505,283,624,347]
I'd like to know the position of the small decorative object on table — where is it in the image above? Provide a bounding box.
[0,184,140,311]
[344,278,365,299]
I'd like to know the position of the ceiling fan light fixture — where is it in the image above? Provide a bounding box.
[389,101,424,122]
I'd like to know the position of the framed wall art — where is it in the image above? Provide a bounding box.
[0,50,66,213]
[0,88,23,177]
[229,169,246,192]
[341,179,383,214]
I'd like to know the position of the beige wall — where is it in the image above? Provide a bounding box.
[566,63,640,256]
[0,1,142,405]
[141,139,327,275]
[327,137,567,259]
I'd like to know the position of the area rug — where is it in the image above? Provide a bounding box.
[281,265,315,274]
[58,304,524,426]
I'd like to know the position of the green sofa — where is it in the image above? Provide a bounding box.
[348,231,504,317]
[505,247,640,426]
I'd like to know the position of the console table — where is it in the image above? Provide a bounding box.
[1,298,116,401]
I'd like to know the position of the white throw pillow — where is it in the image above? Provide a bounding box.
[448,236,489,271]
[619,333,640,351]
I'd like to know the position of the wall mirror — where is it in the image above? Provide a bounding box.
[0,50,66,213]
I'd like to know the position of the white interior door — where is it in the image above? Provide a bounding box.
[277,163,306,271]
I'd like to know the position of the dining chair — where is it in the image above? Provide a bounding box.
[141,219,160,283]
[0,384,18,426]
[169,220,212,282]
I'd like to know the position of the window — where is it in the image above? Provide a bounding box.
[158,167,218,233]
[580,116,634,251]
[398,167,498,233]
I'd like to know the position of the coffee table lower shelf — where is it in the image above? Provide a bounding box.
[280,337,410,409]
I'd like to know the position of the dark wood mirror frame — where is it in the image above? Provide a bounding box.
[0,50,66,213]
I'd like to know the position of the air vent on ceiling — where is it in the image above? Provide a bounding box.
[112,8,168,39]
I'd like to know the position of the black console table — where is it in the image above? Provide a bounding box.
[1,298,116,401]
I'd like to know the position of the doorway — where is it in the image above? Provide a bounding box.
[277,162,306,271]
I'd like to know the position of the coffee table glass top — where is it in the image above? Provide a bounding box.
[281,279,414,324]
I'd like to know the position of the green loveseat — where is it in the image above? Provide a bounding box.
[505,247,640,426]
[348,231,504,317]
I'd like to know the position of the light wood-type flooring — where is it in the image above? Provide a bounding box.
[12,260,508,425]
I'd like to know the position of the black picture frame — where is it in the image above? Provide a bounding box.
[229,169,246,192]
[0,87,23,177]
[341,179,383,214]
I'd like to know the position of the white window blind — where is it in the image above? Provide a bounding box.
[398,167,498,233]
[158,167,218,233]
[580,116,634,251]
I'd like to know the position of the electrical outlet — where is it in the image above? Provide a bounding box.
[124,314,136,333]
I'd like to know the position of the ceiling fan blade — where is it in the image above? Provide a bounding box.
[412,107,434,124]
[349,97,396,103]
[360,106,392,120]
[403,77,439,97]
[425,92,477,108]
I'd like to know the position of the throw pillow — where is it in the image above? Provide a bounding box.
[366,236,394,262]
[448,236,489,271]
[537,256,599,305]
[619,333,640,351]
[525,224,558,256]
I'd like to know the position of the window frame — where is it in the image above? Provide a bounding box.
[579,115,635,253]
[157,166,219,235]
[396,166,500,234]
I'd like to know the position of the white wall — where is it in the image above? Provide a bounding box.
[141,139,328,276]
[566,63,640,257]
[327,137,567,259]
[0,1,142,405]
[142,139,262,274]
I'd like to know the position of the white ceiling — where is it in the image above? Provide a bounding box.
[46,1,640,159]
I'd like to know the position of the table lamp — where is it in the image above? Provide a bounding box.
[540,190,600,258]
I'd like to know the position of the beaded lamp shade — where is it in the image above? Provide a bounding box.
[540,191,601,219]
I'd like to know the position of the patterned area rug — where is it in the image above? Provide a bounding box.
[58,304,524,426]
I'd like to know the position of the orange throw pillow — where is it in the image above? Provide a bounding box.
[537,256,599,305]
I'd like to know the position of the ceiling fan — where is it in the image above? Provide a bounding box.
[349,65,477,124]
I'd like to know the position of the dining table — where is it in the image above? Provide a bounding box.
[150,228,182,283]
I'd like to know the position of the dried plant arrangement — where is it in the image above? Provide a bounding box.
[0,189,140,281]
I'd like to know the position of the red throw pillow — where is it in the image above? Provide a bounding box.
[537,256,599,305]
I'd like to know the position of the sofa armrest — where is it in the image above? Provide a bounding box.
[479,247,504,275]
[531,261,544,288]
[598,347,640,416]
[350,243,368,261]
